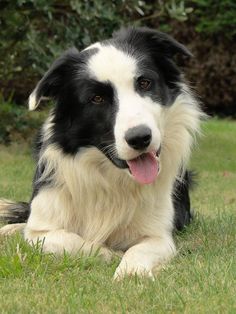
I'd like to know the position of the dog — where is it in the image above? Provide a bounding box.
[0,27,204,279]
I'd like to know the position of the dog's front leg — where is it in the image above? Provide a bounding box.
[113,234,176,280]
[24,228,113,262]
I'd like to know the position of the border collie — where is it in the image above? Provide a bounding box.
[0,27,204,279]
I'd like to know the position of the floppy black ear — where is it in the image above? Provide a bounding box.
[29,48,80,110]
[113,27,192,59]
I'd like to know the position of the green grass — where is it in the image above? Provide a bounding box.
[0,119,235,313]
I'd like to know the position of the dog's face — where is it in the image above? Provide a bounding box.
[30,28,191,184]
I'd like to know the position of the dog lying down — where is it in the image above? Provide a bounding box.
[0,27,204,280]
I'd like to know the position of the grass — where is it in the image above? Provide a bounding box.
[0,119,235,313]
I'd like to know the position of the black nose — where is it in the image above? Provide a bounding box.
[125,125,152,150]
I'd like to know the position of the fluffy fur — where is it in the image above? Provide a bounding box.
[0,27,204,279]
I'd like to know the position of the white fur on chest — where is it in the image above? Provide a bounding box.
[28,146,174,250]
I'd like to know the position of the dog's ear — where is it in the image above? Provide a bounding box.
[29,48,80,110]
[113,27,192,59]
[145,28,192,58]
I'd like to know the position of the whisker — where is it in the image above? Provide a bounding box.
[99,143,118,161]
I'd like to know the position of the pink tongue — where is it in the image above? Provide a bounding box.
[127,152,159,184]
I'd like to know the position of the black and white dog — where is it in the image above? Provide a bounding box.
[0,27,203,279]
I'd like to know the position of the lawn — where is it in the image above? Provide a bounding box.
[0,119,235,313]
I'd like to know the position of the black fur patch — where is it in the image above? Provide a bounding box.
[173,171,195,231]
[111,27,192,105]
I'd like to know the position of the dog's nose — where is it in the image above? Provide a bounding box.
[125,125,152,150]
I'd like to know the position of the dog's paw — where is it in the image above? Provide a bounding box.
[113,259,154,281]
[97,247,114,263]
[96,247,123,263]
[0,223,26,236]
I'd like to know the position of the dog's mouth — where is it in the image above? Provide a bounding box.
[107,148,161,185]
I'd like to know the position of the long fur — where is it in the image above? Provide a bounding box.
[0,27,204,279]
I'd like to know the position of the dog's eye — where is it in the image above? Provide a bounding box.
[91,95,104,104]
[138,78,152,91]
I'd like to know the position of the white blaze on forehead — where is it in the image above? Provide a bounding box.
[88,45,137,85]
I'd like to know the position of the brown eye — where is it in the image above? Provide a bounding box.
[138,78,152,91]
[91,95,104,104]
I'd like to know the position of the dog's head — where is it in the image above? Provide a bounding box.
[29,27,192,184]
